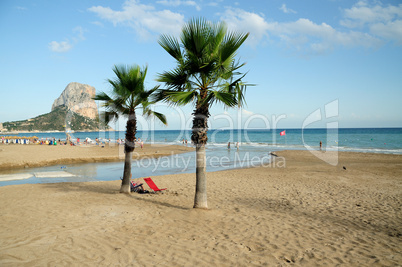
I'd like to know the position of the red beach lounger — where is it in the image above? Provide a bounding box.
[144,177,167,192]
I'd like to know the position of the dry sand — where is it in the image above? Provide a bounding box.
[0,150,401,266]
[0,144,193,170]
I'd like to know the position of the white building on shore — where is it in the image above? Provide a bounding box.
[0,123,7,132]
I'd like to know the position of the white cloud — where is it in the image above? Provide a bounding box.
[207,2,219,7]
[48,41,73,53]
[73,26,86,41]
[91,21,104,27]
[279,4,296,14]
[48,26,86,53]
[370,19,402,45]
[88,0,185,39]
[87,1,400,55]
[15,6,27,11]
[341,1,402,27]
[156,0,201,11]
[221,7,382,54]
[268,18,382,51]
[220,8,270,46]
[340,1,402,44]
[242,109,254,116]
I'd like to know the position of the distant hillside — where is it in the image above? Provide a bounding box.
[3,106,109,132]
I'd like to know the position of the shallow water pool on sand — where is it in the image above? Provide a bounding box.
[0,146,274,186]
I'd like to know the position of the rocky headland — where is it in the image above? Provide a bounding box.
[52,82,98,120]
[1,82,107,132]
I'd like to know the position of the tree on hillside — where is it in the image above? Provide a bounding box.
[95,65,167,193]
[156,18,250,208]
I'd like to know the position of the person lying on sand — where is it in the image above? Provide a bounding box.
[121,175,149,194]
[130,179,149,194]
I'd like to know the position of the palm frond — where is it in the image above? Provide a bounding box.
[158,17,250,114]
[156,67,188,90]
[159,34,183,63]
[100,110,119,124]
[208,21,226,62]
[164,91,197,106]
[220,31,249,67]
[204,91,237,108]
[224,74,255,108]
[234,83,247,108]
[109,97,128,113]
[151,88,169,103]
[151,111,168,125]
[96,64,168,128]
[93,92,112,102]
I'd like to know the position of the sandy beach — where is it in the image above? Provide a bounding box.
[0,149,401,266]
[0,144,193,171]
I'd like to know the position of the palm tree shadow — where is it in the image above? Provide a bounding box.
[125,192,190,210]
[42,181,190,210]
[42,180,121,195]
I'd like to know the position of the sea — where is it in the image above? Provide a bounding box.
[1,128,401,186]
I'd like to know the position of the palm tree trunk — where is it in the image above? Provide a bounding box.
[120,151,132,193]
[193,144,208,209]
[192,105,209,209]
[120,112,136,193]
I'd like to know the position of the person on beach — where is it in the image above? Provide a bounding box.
[130,180,146,192]
[228,142,231,149]
[185,139,188,146]
[129,175,149,193]
[320,141,322,151]
[236,142,239,150]
[140,140,144,149]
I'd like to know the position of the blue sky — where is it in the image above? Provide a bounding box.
[0,0,401,130]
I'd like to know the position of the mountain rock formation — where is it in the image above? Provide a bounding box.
[52,82,98,120]
[3,106,106,132]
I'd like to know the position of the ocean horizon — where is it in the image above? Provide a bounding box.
[2,127,402,155]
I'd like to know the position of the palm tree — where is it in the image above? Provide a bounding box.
[95,64,167,193]
[156,18,250,208]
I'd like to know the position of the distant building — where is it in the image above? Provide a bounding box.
[0,123,5,132]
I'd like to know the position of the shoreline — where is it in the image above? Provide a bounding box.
[0,129,113,134]
[0,144,193,171]
[1,142,401,172]
[0,150,400,266]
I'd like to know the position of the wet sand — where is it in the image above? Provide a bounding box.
[0,143,193,170]
[0,150,401,266]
